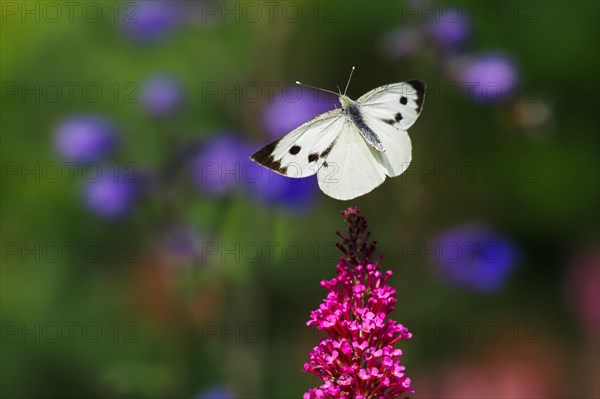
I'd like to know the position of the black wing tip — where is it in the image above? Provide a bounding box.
[249,148,264,163]
[251,139,278,161]
[249,139,288,175]
[249,150,262,165]
[407,80,426,93]
[407,80,426,112]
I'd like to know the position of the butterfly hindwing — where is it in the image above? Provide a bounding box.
[360,113,412,177]
[250,109,344,178]
[357,80,425,131]
[317,121,387,200]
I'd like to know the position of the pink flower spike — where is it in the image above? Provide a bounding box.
[303,207,413,398]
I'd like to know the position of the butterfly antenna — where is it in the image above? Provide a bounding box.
[343,66,355,96]
[296,81,339,96]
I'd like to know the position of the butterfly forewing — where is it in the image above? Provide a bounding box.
[250,109,344,178]
[357,80,425,131]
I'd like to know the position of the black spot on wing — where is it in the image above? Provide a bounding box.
[382,113,403,125]
[407,80,426,113]
[308,153,319,163]
[289,145,301,155]
[400,96,408,105]
[320,142,335,158]
[250,139,288,175]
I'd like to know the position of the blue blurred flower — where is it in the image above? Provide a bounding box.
[195,386,236,399]
[263,87,338,139]
[191,134,247,195]
[381,25,425,59]
[122,1,183,43]
[54,115,117,163]
[245,170,318,213]
[142,75,183,117]
[428,9,471,50]
[459,53,519,104]
[433,222,519,293]
[83,170,140,219]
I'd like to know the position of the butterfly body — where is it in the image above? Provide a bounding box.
[251,77,425,200]
[340,96,385,152]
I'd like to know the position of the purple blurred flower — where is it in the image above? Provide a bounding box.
[381,26,425,59]
[142,75,183,117]
[54,115,117,163]
[191,134,247,195]
[433,222,519,293]
[246,170,318,213]
[263,87,338,139]
[83,170,139,219]
[428,9,471,49]
[459,53,519,104]
[122,1,183,42]
[196,386,236,399]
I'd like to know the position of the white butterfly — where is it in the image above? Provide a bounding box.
[250,67,425,200]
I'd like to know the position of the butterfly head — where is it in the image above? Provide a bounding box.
[339,95,354,109]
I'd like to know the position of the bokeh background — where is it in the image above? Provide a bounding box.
[1,0,599,398]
